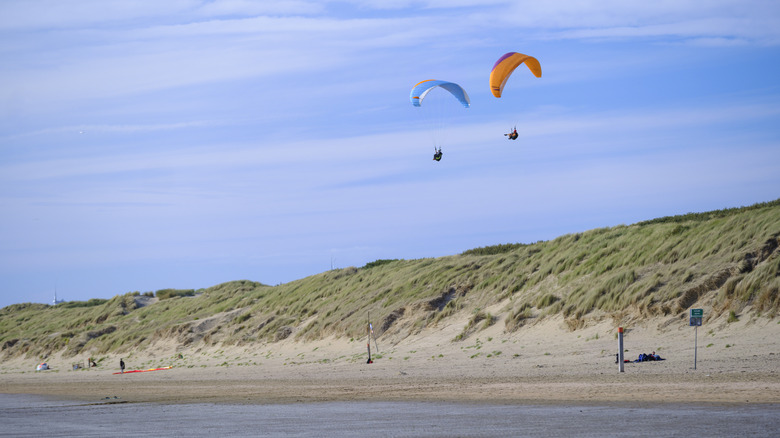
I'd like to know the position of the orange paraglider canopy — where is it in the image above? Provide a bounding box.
[489,52,541,98]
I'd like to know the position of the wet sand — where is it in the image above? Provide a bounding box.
[2,394,778,437]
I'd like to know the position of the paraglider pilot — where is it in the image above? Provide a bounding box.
[505,127,518,140]
[433,147,443,161]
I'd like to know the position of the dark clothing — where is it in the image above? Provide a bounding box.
[120,359,125,373]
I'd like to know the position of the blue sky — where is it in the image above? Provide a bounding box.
[1,1,779,308]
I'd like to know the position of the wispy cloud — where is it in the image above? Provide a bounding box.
[0,0,327,30]
[1,1,778,307]
[474,1,780,45]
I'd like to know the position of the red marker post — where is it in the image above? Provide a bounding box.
[618,327,624,372]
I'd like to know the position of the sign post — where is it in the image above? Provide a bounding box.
[690,308,703,370]
[618,327,624,373]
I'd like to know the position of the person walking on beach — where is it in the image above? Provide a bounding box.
[119,358,125,373]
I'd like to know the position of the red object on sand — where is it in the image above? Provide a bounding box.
[113,366,172,375]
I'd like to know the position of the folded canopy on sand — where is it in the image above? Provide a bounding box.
[113,366,172,375]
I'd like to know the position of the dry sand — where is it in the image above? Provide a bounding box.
[2,313,779,405]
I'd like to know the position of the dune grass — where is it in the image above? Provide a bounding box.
[2,199,778,360]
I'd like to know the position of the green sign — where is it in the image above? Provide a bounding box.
[690,308,703,326]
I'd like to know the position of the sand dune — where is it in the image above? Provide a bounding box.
[2,314,779,405]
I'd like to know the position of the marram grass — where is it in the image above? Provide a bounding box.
[2,199,778,359]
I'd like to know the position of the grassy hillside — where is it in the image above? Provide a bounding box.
[2,200,778,361]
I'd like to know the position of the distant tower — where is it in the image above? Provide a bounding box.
[52,289,65,305]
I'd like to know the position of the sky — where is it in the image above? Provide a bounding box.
[1,1,779,308]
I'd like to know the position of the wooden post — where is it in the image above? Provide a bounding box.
[366,311,372,364]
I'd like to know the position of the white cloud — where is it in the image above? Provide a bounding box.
[193,0,324,17]
[1,0,779,307]
[0,0,327,31]
[0,0,195,30]
[470,1,780,45]
[0,12,445,107]
[4,0,777,113]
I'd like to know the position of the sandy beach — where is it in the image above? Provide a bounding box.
[2,314,779,405]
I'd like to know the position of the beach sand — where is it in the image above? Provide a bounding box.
[2,314,779,405]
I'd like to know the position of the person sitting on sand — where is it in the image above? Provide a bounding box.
[637,352,663,362]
